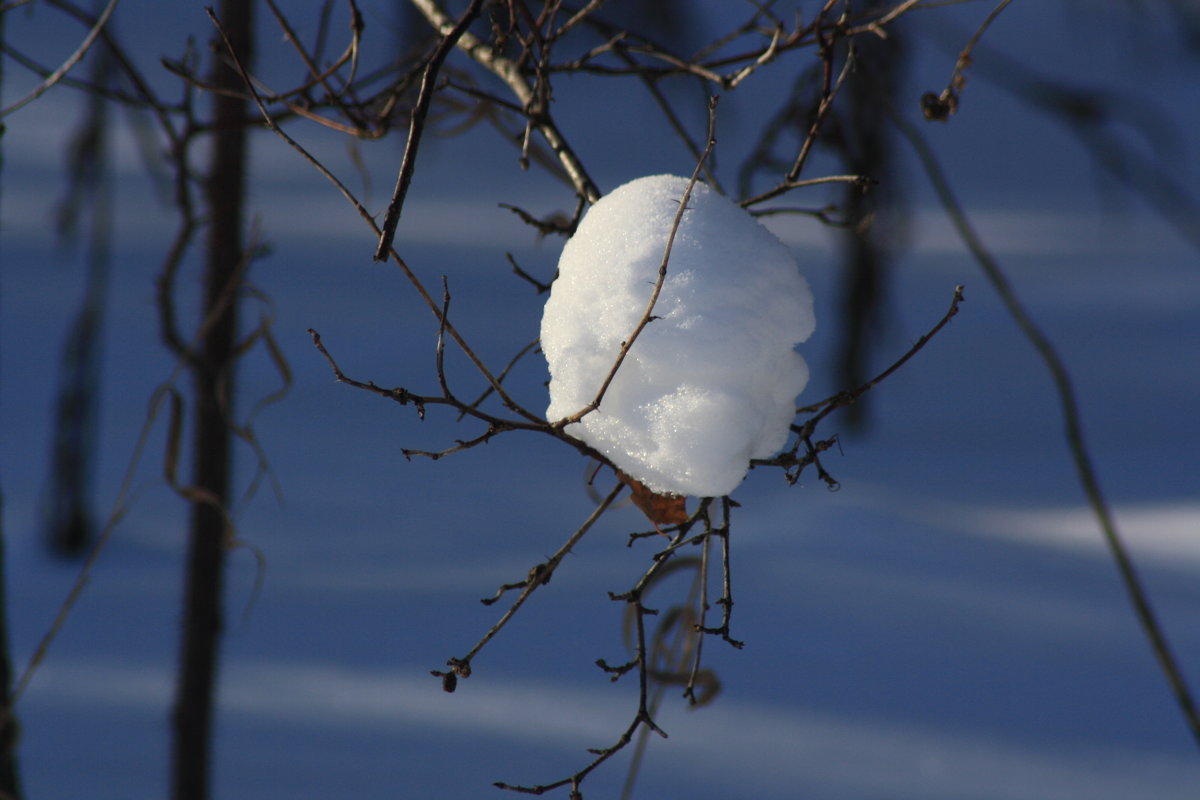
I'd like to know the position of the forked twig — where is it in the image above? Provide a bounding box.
[498,512,721,797]
[798,284,965,433]
[432,481,625,691]
[210,6,545,424]
[409,0,601,203]
[740,20,857,209]
[693,498,741,648]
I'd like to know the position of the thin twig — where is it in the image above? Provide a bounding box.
[506,504,716,795]
[740,22,857,208]
[921,0,1014,120]
[799,284,965,433]
[684,514,713,704]
[216,9,545,423]
[457,336,541,420]
[554,0,610,39]
[311,328,602,465]
[754,284,965,486]
[309,328,432,417]
[409,0,601,203]
[374,0,484,260]
[700,499,742,648]
[501,550,700,796]
[611,43,722,194]
[434,481,625,687]
[0,0,119,117]
[726,23,783,89]
[262,0,360,111]
[433,276,455,401]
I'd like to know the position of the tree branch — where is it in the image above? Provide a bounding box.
[374,0,484,260]
[408,0,601,203]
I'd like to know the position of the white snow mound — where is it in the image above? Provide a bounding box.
[541,174,815,497]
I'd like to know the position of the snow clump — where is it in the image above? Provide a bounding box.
[540,174,815,498]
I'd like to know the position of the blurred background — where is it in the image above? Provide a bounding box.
[2,1,1199,798]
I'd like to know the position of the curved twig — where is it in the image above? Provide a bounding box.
[0,0,119,118]
[893,107,1200,751]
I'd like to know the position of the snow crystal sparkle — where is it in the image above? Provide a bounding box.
[541,174,815,498]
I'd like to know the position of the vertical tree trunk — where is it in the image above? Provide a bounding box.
[0,11,25,798]
[170,2,253,798]
[0,500,21,800]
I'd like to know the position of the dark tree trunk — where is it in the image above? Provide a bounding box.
[0,501,23,800]
[170,2,254,798]
[0,11,25,798]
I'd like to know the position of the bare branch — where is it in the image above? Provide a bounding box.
[741,27,857,208]
[308,328,433,419]
[798,284,965,433]
[0,0,119,118]
[374,0,485,260]
[409,0,601,203]
[921,0,1015,120]
[214,8,547,423]
[433,481,626,688]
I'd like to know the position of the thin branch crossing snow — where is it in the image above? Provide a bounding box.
[541,175,816,498]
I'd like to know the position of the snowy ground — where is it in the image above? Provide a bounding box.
[3,3,1200,799]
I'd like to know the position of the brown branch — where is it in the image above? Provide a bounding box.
[402,425,512,461]
[740,23,856,209]
[311,327,589,464]
[409,0,601,203]
[799,284,965,434]
[500,572,677,797]
[374,0,484,260]
[309,328,434,418]
[750,283,964,487]
[554,0,610,38]
[748,203,855,227]
[684,512,715,705]
[693,498,742,649]
[505,252,554,293]
[610,42,723,194]
[921,0,1014,121]
[221,11,547,424]
[501,503,716,796]
[262,0,362,113]
[433,276,455,402]
[500,203,577,239]
[457,336,541,421]
[433,481,625,689]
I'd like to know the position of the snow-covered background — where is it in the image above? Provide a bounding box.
[2,2,1199,799]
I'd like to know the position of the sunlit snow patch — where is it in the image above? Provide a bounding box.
[541,174,815,497]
